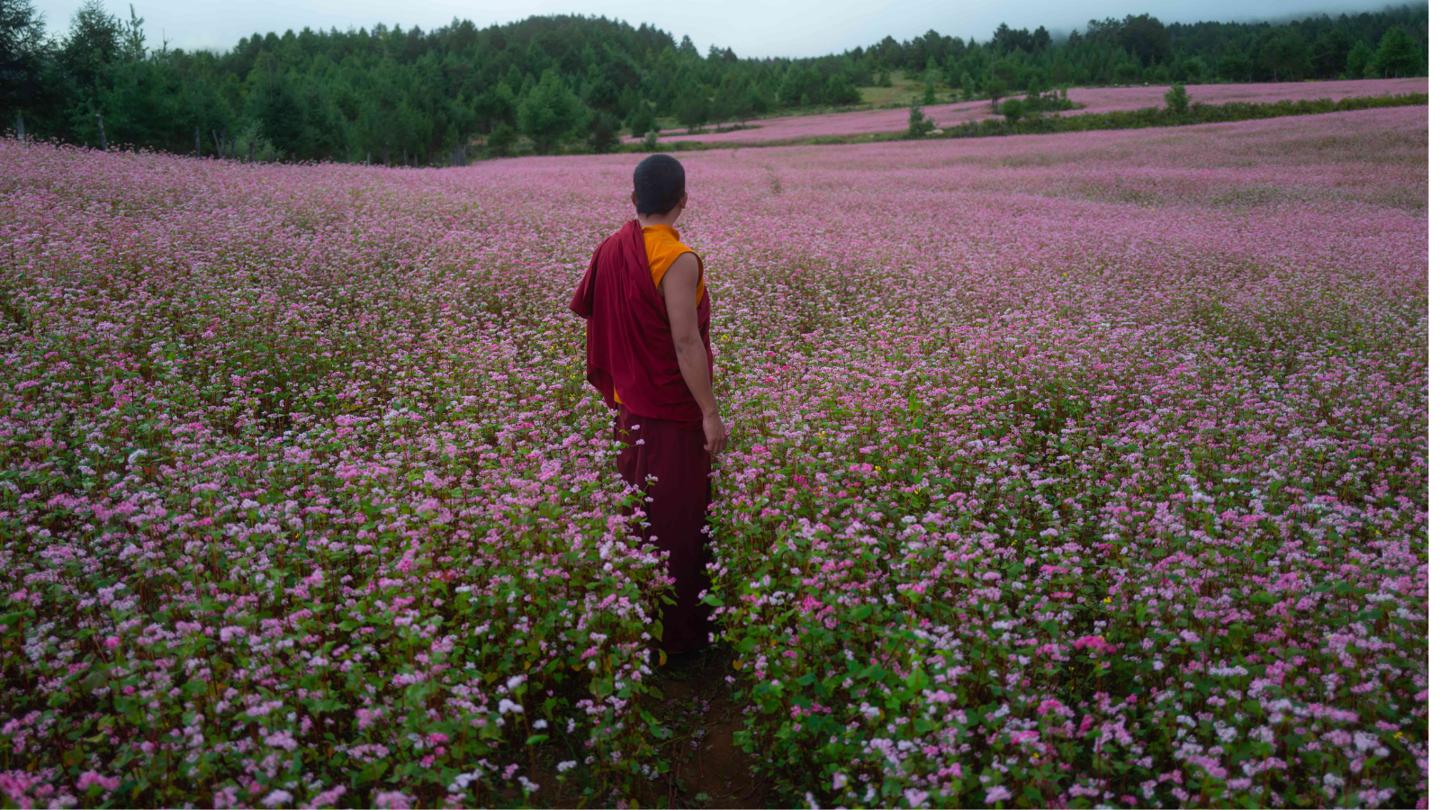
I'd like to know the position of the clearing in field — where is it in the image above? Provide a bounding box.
[0,104,1426,808]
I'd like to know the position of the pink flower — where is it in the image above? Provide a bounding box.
[373,791,413,809]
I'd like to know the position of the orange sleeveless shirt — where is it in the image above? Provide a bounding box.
[614,224,706,404]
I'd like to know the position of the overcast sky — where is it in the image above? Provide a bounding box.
[32,0,1407,58]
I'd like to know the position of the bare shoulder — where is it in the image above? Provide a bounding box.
[660,252,699,294]
[670,251,699,274]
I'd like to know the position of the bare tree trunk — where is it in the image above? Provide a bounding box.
[366,151,371,166]
[195,125,201,158]
[96,114,106,150]
[15,113,23,144]
[249,141,254,162]
[212,130,222,158]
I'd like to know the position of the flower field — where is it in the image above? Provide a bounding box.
[0,104,1428,808]
[635,77,1427,144]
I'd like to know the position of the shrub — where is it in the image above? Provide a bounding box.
[1165,82,1190,114]
[999,97,1026,123]
[643,129,658,151]
[486,123,516,157]
[905,105,936,138]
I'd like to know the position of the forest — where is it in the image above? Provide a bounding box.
[0,0,1428,162]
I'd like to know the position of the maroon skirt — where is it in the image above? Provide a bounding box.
[613,403,716,654]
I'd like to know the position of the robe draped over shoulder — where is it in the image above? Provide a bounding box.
[568,219,713,430]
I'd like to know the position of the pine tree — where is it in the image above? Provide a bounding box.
[1346,41,1374,79]
[0,0,49,126]
[1373,27,1424,78]
[517,69,582,154]
[587,110,618,153]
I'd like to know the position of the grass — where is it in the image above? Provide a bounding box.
[859,70,932,106]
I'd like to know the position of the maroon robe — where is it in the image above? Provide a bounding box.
[569,219,716,654]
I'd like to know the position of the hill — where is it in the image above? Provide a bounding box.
[0,1,1428,161]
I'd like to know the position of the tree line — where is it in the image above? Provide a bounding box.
[0,0,1427,162]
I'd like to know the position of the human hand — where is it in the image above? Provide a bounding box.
[702,412,728,455]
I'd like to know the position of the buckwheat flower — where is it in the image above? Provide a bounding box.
[373,791,413,809]
[75,772,120,793]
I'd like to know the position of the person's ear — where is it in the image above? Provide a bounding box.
[678,192,688,210]
[631,191,638,210]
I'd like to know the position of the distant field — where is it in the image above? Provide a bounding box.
[634,77,1428,145]
[1063,78,1430,115]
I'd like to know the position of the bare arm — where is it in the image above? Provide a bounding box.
[659,253,727,454]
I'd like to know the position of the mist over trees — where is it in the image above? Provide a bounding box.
[0,0,1427,161]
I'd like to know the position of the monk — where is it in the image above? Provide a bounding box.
[568,154,728,663]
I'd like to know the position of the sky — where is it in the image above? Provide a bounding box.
[32,0,1409,58]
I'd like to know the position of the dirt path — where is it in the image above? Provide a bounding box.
[642,645,774,809]
[520,645,774,808]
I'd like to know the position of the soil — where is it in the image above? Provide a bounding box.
[642,645,774,809]
[518,644,775,809]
